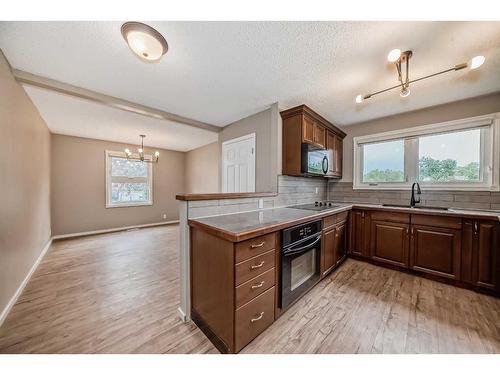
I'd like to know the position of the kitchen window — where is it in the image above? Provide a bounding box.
[105,150,153,207]
[353,114,500,191]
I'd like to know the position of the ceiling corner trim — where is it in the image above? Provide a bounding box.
[13,69,221,133]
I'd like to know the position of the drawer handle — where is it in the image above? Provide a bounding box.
[251,281,265,289]
[251,242,265,249]
[251,261,265,270]
[250,312,265,323]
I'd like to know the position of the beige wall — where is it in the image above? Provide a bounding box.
[220,107,277,192]
[0,51,52,316]
[340,92,500,182]
[51,134,185,236]
[185,142,219,193]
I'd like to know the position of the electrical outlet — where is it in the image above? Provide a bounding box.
[258,199,264,209]
[315,187,319,195]
[162,214,167,219]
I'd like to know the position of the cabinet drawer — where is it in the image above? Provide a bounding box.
[371,210,410,223]
[235,232,276,263]
[235,249,275,286]
[336,210,348,223]
[411,214,462,229]
[235,267,275,308]
[323,215,336,229]
[234,286,275,352]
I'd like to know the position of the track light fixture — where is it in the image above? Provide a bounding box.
[355,50,485,103]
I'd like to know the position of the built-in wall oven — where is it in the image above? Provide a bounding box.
[280,220,322,309]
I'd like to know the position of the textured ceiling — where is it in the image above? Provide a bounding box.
[1,21,500,128]
[23,85,218,152]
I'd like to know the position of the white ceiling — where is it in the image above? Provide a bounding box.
[1,21,500,129]
[23,85,218,152]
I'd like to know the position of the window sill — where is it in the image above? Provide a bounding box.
[106,202,153,208]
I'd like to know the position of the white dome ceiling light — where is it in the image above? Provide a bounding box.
[355,49,486,103]
[121,22,168,63]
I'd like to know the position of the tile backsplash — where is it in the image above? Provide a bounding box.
[327,181,500,210]
[187,175,327,219]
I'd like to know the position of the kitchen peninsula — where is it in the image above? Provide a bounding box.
[188,202,500,353]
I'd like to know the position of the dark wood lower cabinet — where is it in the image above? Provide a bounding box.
[370,220,409,268]
[321,227,335,276]
[335,222,347,265]
[349,209,370,258]
[321,218,348,277]
[463,219,500,291]
[409,224,461,280]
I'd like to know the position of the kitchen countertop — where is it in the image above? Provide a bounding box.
[188,202,500,242]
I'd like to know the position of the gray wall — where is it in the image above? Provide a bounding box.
[185,141,219,193]
[0,50,52,317]
[219,106,279,192]
[340,92,500,182]
[329,92,500,209]
[51,134,186,236]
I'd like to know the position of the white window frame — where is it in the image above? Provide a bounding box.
[353,113,500,191]
[105,150,153,208]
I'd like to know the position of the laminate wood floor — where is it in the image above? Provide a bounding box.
[1,225,499,353]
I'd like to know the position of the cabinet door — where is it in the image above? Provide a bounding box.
[321,227,336,277]
[313,123,325,148]
[370,220,409,268]
[410,224,461,280]
[302,116,315,144]
[472,221,499,290]
[335,222,347,265]
[333,135,343,177]
[349,210,369,257]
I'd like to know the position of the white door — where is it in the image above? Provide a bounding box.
[222,133,256,193]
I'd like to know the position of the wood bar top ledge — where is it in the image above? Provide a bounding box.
[176,192,277,201]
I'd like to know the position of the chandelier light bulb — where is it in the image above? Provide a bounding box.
[154,151,160,157]
[138,148,143,153]
[400,87,411,98]
[387,48,402,63]
[355,94,364,104]
[469,55,485,70]
[124,148,130,154]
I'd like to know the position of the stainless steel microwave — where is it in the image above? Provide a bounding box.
[301,147,334,177]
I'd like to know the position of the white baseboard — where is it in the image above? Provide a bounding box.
[52,220,179,240]
[0,220,180,327]
[0,237,52,327]
[177,306,189,322]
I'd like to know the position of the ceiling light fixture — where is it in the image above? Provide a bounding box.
[121,22,168,62]
[355,50,486,103]
[124,135,159,163]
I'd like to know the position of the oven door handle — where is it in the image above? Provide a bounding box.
[283,235,321,256]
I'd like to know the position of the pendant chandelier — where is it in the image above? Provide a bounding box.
[124,135,159,163]
[355,49,485,103]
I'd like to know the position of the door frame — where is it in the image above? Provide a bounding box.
[221,133,256,193]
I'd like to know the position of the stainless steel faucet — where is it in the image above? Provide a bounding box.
[410,182,421,207]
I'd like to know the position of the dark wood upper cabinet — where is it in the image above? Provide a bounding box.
[326,131,342,177]
[370,220,409,268]
[281,105,346,178]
